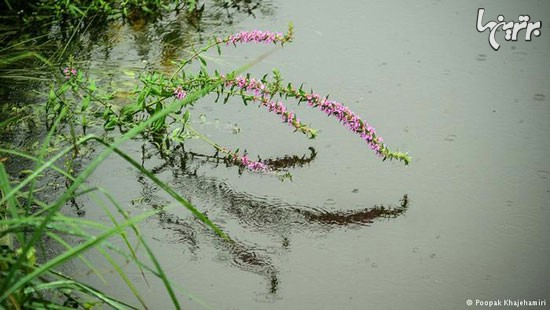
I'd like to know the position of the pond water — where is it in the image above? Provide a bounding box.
[6,0,550,309]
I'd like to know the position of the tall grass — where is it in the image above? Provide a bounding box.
[0,74,236,308]
[0,3,288,305]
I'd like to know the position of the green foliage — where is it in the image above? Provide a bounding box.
[0,0,208,21]
[43,22,408,171]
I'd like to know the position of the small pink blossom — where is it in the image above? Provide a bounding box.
[173,85,187,100]
[63,67,77,79]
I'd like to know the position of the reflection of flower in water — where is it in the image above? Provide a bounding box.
[239,154,269,172]
[297,195,409,226]
[136,149,409,295]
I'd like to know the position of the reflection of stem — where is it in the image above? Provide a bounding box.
[183,124,315,174]
[68,121,79,158]
[134,163,408,295]
[263,147,317,170]
[149,143,317,176]
[185,124,224,153]
[297,194,409,226]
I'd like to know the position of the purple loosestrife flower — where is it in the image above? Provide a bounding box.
[226,30,285,45]
[63,67,77,79]
[304,94,385,156]
[173,85,187,100]
[219,75,407,162]
[217,25,293,46]
[227,76,386,156]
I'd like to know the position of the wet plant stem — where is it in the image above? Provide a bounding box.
[170,41,220,81]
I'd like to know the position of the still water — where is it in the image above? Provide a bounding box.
[45,0,550,309]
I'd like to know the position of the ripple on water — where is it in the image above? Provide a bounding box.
[510,51,528,61]
[476,54,487,62]
[444,134,457,142]
[533,94,546,102]
[535,170,549,180]
[492,209,543,238]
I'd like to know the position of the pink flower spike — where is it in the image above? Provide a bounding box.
[221,30,288,45]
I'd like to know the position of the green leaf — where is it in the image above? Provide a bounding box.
[187,0,196,12]
[200,65,209,77]
[81,96,90,112]
[48,88,56,102]
[120,103,141,121]
[198,55,207,67]
[137,89,149,109]
[182,109,190,124]
[151,86,162,96]
[104,118,117,131]
[88,79,97,92]
[59,83,70,96]
[151,103,166,132]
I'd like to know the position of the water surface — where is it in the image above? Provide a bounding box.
[14,1,549,309]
